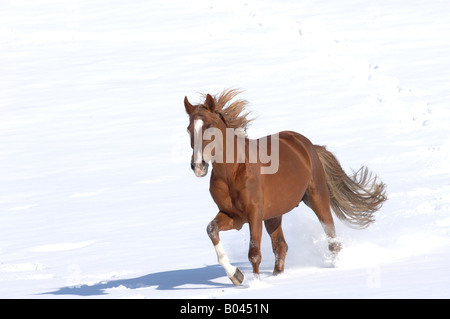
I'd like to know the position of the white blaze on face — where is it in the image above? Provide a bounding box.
[193,119,204,164]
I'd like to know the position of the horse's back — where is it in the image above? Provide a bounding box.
[261,131,315,219]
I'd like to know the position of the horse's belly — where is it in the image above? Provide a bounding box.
[262,132,313,219]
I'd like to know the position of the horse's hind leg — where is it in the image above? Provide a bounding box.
[207,211,245,286]
[264,216,288,275]
[303,184,342,253]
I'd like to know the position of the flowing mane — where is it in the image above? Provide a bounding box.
[202,89,253,135]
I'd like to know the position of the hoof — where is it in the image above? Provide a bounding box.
[229,267,244,286]
[272,269,284,276]
[329,239,342,253]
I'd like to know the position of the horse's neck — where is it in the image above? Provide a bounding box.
[211,133,250,179]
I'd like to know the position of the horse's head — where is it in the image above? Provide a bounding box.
[184,94,225,177]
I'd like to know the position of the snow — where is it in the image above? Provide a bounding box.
[1,0,450,298]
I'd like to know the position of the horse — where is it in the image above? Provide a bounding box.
[184,89,387,286]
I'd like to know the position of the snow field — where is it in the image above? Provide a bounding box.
[1,0,450,298]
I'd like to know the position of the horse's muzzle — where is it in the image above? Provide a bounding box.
[191,160,209,177]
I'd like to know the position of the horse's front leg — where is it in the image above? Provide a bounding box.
[248,214,263,275]
[207,211,244,286]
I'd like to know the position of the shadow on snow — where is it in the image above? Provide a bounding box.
[43,264,239,296]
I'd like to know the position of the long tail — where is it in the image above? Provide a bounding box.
[314,145,387,229]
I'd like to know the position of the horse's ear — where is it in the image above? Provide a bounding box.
[204,94,216,112]
[184,96,195,115]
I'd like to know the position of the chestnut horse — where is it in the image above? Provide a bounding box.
[184,89,386,286]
